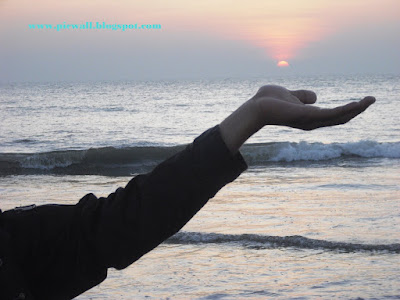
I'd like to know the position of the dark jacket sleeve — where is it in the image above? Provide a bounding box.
[1,125,247,300]
[90,125,247,270]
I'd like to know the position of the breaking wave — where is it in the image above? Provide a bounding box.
[242,140,400,163]
[0,140,399,175]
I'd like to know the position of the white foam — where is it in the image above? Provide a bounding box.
[20,150,86,169]
[243,141,400,163]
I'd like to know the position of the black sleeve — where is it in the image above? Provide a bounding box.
[2,125,247,300]
[89,125,247,270]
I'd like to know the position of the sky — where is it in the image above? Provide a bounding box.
[0,0,399,82]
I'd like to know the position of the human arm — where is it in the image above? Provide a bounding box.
[219,85,376,154]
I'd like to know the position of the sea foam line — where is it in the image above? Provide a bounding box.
[242,140,400,163]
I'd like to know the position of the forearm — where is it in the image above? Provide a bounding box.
[219,97,263,154]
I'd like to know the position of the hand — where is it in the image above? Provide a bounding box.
[252,85,375,130]
[219,85,376,154]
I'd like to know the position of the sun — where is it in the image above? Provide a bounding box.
[277,60,289,67]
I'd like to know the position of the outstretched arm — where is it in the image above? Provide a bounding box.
[219,85,376,154]
[2,84,375,300]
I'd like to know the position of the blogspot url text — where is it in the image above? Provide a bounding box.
[28,22,162,32]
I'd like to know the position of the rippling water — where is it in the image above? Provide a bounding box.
[1,74,399,299]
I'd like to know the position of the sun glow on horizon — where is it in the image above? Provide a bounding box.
[180,1,338,63]
[277,60,289,67]
[160,0,397,64]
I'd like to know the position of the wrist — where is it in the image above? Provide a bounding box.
[219,98,263,154]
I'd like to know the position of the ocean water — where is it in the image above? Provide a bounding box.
[0,74,399,299]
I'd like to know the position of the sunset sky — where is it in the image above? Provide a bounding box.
[0,0,399,82]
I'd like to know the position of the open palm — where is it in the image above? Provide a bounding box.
[252,85,376,130]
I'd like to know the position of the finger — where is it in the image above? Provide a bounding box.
[359,96,376,108]
[340,96,376,121]
[322,96,375,120]
[294,96,376,130]
[307,96,376,129]
[290,89,317,104]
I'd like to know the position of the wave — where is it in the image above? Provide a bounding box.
[0,140,399,175]
[0,145,185,175]
[242,140,400,163]
[166,231,400,253]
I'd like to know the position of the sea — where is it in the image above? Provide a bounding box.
[0,74,399,299]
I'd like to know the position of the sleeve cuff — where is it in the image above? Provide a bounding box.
[191,125,248,196]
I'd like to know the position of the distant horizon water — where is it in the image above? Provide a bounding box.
[2,71,400,84]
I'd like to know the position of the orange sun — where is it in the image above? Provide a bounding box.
[277,60,289,67]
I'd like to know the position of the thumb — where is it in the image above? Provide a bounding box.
[290,90,317,104]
